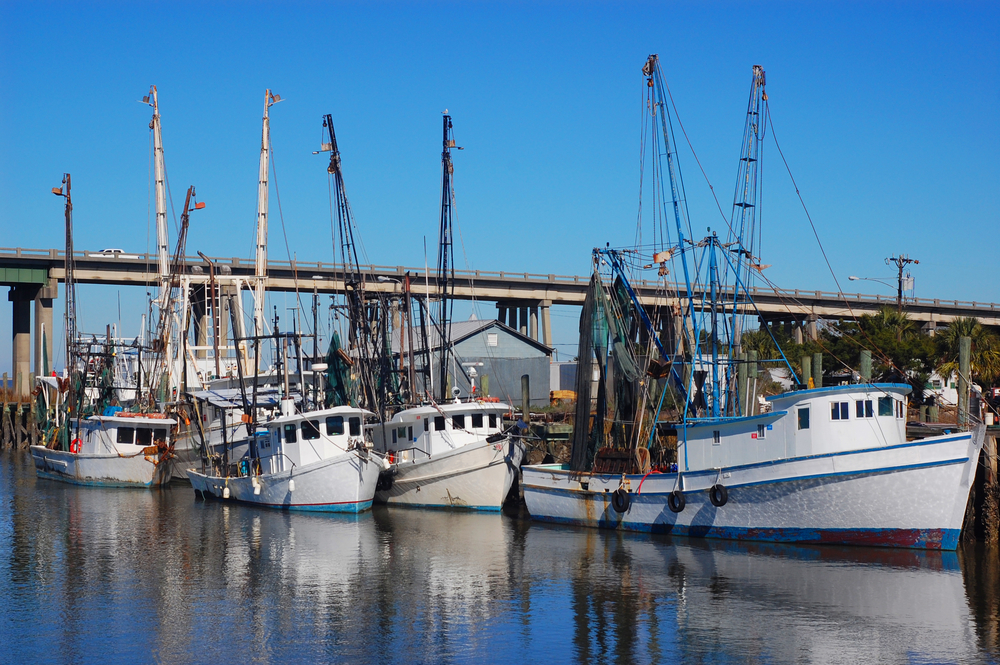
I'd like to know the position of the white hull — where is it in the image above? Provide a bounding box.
[188,449,381,513]
[30,446,172,488]
[376,437,524,510]
[523,431,981,549]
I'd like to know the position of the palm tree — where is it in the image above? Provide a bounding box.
[935,317,1000,386]
[859,307,918,343]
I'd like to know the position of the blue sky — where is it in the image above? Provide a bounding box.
[1,1,997,370]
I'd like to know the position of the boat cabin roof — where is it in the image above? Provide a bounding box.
[267,405,374,426]
[85,415,177,426]
[766,383,912,407]
[386,400,510,424]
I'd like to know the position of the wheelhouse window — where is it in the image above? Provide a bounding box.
[392,429,397,444]
[284,424,297,443]
[154,428,167,443]
[302,420,321,440]
[488,414,497,428]
[472,413,484,428]
[756,424,766,439]
[349,417,361,436]
[878,396,894,416]
[712,430,721,445]
[831,402,849,420]
[798,408,810,430]
[423,418,429,432]
[136,428,153,446]
[434,416,446,431]
[326,416,345,435]
[856,400,874,418]
[453,415,465,430]
[116,427,135,444]
[408,426,413,441]
[397,426,407,441]
[896,400,905,419]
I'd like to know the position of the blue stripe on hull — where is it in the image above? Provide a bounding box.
[529,513,960,550]
[197,492,373,513]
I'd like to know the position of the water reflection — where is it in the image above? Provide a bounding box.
[0,449,994,664]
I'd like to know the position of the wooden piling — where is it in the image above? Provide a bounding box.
[813,352,823,389]
[801,355,812,388]
[959,336,971,426]
[984,435,999,545]
[860,350,872,383]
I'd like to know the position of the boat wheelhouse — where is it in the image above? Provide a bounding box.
[188,401,384,513]
[371,399,525,510]
[31,413,177,487]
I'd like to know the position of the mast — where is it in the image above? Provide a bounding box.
[316,113,381,413]
[53,174,75,374]
[435,112,460,401]
[145,86,170,288]
[254,89,280,340]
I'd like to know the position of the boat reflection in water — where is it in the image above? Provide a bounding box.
[0,449,993,663]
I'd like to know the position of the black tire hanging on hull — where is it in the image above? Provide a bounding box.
[709,484,728,507]
[611,487,631,513]
[668,490,686,513]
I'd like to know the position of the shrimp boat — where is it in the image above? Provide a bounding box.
[188,398,385,512]
[520,56,983,550]
[371,400,525,510]
[31,405,176,488]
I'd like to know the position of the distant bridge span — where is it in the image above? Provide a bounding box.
[3,246,998,393]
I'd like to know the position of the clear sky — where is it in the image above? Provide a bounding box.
[1,1,997,371]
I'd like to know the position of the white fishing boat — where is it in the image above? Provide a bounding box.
[372,400,525,510]
[523,385,983,549]
[30,413,176,487]
[521,56,984,550]
[188,399,385,513]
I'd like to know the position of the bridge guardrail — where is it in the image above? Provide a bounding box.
[0,246,996,311]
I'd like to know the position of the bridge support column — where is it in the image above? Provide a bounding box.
[34,281,57,377]
[530,307,538,341]
[497,304,507,324]
[541,300,552,348]
[519,307,528,337]
[793,322,803,345]
[9,285,39,397]
[806,315,818,341]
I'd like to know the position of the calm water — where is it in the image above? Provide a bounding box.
[1,449,998,665]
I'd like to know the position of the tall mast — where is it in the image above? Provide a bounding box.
[317,113,384,413]
[53,174,75,373]
[146,86,169,285]
[436,112,460,401]
[254,89,280,338]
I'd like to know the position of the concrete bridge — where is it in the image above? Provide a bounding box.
[4,246,999,393]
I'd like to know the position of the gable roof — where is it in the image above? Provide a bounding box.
[392,317,552,356]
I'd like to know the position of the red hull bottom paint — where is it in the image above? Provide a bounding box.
[532,514,960,550]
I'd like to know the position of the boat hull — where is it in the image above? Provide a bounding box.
[375,436,524,510]
[30,446,172,488]
[187,450,381,513]
[522,431,981,550]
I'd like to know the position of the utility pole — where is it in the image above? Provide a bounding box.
[886,254,918,313]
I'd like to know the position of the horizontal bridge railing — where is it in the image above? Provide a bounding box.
[0,246,996,313]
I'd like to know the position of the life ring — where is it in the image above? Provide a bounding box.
[70,438,82,454]
[709,484,728,507]
[667,489,686,513]
[611,487,631,513]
